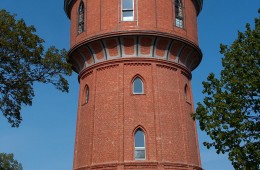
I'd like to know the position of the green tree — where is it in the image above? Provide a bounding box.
[0,153,22,170]
[0,9,72,127]
[194,10,260,169]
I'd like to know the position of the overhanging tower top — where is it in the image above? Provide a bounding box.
[64,0,203,19]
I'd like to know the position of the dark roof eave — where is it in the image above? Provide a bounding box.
[64,0,74,19]
[195,0,203,16]
[64,0,203,19]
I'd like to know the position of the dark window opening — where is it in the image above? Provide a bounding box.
[184,84,191,102]
[78,1,84,34]
[175,0,183,28]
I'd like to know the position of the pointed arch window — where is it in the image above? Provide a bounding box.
[134,129,146,160]
[78,1,84,34]
[133,77,144,94]
[175,0,184,28]
[122,0,134,21]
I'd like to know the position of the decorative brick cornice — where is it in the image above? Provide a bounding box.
[181,70,192,80]
[68,31,202,57]
[124,63,151,66]
[156,64,177,71]
[80,70,93,80]
[78,58,192,82]
[68,35,202,73]
[96,64,119,71]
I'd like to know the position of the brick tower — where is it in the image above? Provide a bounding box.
[64,0,203,169]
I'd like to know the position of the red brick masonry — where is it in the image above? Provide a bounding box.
[74,59,202,170]
[65,0,203,169]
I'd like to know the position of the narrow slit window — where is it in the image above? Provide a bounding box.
[175,0,184,28]
[184,85,188,101]
[134,129,146,160]
[133,77,144,94]
[85,86,89,104]
[122,0,134,21]
[78,1,84,34]
[184,84,191,102]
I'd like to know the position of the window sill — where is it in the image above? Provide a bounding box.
[132,93,145,95]
[175,25,184,29]
[122,16,134,22]
[121,20,135,22]
[134,159,146,161]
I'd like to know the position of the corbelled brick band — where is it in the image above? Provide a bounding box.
[64,0,203,170]
[68,33,202,73]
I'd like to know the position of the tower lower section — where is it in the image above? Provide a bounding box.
[73,58,201,170]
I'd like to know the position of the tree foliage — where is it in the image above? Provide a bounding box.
[0,153,22,170]
[194,10,260,169]
[0,9,72,127]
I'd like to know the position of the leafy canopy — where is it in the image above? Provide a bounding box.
[194,9,260,169]
[0,9,72,127]
[0,153,22,170]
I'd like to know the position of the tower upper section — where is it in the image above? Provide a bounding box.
[65,0,203,73]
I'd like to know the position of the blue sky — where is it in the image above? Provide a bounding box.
[0,0,259,170]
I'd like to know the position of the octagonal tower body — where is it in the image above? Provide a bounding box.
[64,0,203,170]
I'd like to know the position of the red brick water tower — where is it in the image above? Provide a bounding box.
[64,0,203,169]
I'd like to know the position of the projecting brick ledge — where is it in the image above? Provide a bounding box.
[74,162,202,170]
[68,33,202,74]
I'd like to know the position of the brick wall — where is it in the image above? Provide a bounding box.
[73,59,201,170]
[69,0,199,48]
[66,0,203,169]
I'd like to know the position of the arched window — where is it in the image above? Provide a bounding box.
[122,0,134,21]
[133,77,144,94]
[85,85,89,104]
[78,1,84,34]
[175,0,184,28]
[134,129,146,160]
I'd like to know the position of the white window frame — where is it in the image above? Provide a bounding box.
[176,18,183,28]
[134,146,146,160]
[175,0,184,28]
[122,0,134,21]
[133,77,144,94]
[134,129,146,160]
